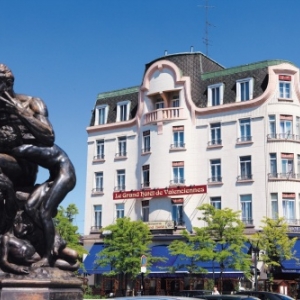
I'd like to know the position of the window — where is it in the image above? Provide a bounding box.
[94,172,103,192]
[268,115,276,139]
[142,165,150,188]
[116,169,125,191]
[280,115,292,139]
[210,123,221,145]
[236,78,254,101]
[95,105,108,125]
[172,161,184,184]
[95,139,104,160]
[240,194,252,225]
[269,153,277,178]
[116,203,125,219]
[172,94,180,108]
[143,130,150,153]
[279,75,291,99]
[282,193,295,223]
[210,197,221,209]
[172,201,184,226]
[94,205,102,228]
[117,100,131,122]
[298,155,300,178]
[155,98,164,109]
[117,136,126,157]
[271,193,278,220]
[297,117,300,139]
[142,200,149,222]
[239,118,251,142]
[281,153,294,178]
[172,126,184,148]
[210,159,221,182]
[239,156,252,180]
[208,83,224,106]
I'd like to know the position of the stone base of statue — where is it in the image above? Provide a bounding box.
[0,267,83,300]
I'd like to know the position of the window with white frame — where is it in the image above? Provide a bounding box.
[298,155,300,178]
[172,161,184,184]
[142,200,149,222]
[236,78,254,102]
[239,118,251,142]
[210,123,221,145]
[95,105,108,125]
[240,194,252,225]
[268,115,276,139]
[279,75,291,99]
[172,199,184,226]
[155,98,164,109]
[172,126,184,148]
[269,153,277,178]
[271,193,278,220]
[210,197,221,209]
[94,172,103,192]
[210,159,221,182]
[239,156,252,180]
[281,153,294,178]
[116,100,131,122]
[282,193,295,223]
[208,83,224,106]
[117,136,127,157]
[116,203,125,219]
[142,165,150,188]
[297,117,300,139]
[143,130,150,153]
[95,139,105,160]
[94,205,102,228]
[280,115,292,139]
[172,94,180,107]
[116,169,125,191]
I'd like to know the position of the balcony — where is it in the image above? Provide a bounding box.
[92,188,104,195]
[170,179,185,186]
[242,218,253,226]
[90,226,102,233]
[237,174,253,182]
[268,173,300,181]
[236,136,252,144]
[114,185,126,191]
[93,154,105,161]
[141,147,151,154]
[207,177,223,185]
[170,143,186,151]
[115,152,127,159]
[141,182,150,189]
[267,133,300,142]
[207,140,222,148]
[143,107,186,125]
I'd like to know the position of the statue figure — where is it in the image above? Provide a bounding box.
[0,64,78,273]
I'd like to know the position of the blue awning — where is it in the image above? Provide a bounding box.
[281,239,300,273]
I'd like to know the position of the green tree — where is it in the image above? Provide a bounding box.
[251,217,297,278]
[54,204,86,259]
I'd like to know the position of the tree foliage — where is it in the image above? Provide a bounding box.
[96,217,157,279]
[54,204,86,258]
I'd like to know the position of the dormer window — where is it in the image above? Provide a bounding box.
[95,105,108,125]
[236,78,254,102]
[117,100,131,122]
[279,75,291,99]
[208,83,224,106]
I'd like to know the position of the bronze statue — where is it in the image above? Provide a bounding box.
[0,64,78,274]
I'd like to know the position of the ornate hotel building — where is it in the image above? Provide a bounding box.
[83,51,300,288]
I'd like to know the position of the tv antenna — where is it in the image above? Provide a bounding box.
[199,0,215,56]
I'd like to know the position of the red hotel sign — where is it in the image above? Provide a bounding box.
[113,185,207,200]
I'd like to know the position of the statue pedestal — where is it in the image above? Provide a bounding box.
[0,267,83,300]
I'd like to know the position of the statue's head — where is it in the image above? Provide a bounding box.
[0,64,14,92]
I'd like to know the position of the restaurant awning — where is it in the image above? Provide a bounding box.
[281,239,300,273]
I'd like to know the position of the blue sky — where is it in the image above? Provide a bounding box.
[1,0,300,235]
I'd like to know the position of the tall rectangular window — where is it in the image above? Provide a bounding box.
[279,75,291,99]
[117,136,127,157]
[240,194,252,225]
[298,155,300,178]
[271,193,278,220]
[269,153,277,177]
[94,172,103,192]
[239,118,251,142]
[236,78,254,102]
[282,193,295,223]
[95,140,104,160]
[95,105,108,125]
[208,83,224,106]
[117,101,130,121]
[280,115,292,139]
[116,203,125,219]
[210,197,221,209]
[210,123,221,145]
[155,98,164,109]
[143,130,150,153]
[172,94,180,107]
[142,200,149,222]
[297,117,300,139]
[142,165,150,188]
[172,201,184,226]
[94,205,102,228]
[240,156,252,180]
[210,159,221,182]
[172,126,184,148]
[269,115,276,138]
[116,170,125,191]
[281,153,294,178]
[172,161,184,184]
